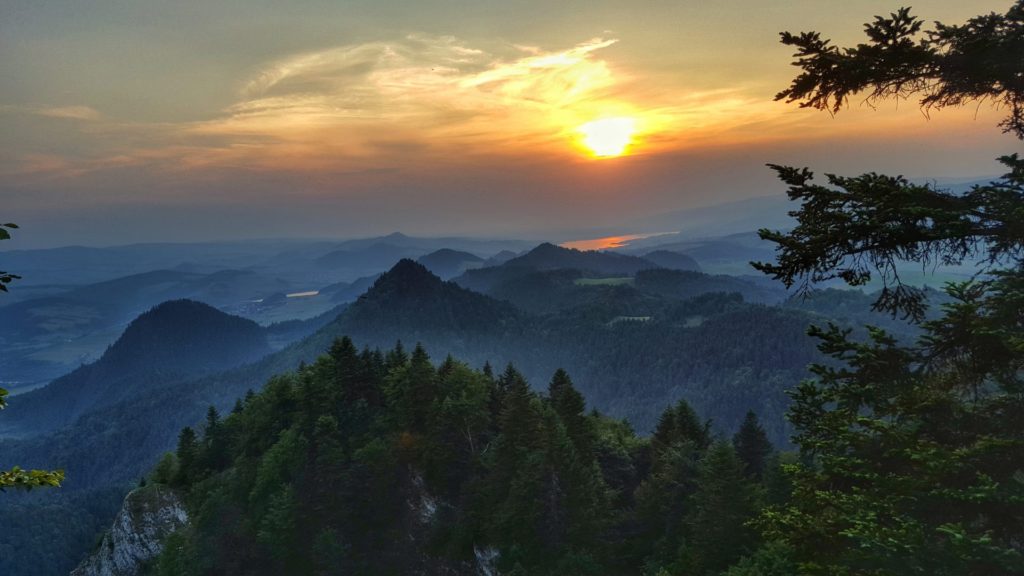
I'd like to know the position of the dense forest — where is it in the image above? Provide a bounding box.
[147,340,789,575]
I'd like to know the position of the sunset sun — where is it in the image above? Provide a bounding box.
[578,117,637,157]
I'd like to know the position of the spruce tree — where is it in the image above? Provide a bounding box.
[680,442,760,576]
[732,411,773,480]
[174,426,198,485]
[758,4,1024,574]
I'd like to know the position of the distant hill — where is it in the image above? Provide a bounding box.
[261,233,534,285]
[306,259,520,351]
[620,232,779,275]
[0,300,270,435]
[0,269,296,387]
[319,274,381,303]
[314,242,422,271]
[509,242,654,273]
[641,250,702,272]
[481,249,518,267]
[455,243,656,293]
[634,269,784,305]
[416,248,484,279]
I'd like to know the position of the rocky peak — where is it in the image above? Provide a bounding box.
[71,485,188,576]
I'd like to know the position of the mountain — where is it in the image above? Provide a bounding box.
[0,261,918,575]
[260,233,534,285]
[634,268,783,305]
[620,231,780,275]
[319,274,381,303]
[454,242,657,293]
[0,269,296,388]
[508,242,655,273]
[1,239,308,288]
[294,260,520,358]
[314,242,422,271]
[481,249,518,267]
[416,248,484,279]
[0,300,270,436]
[641,249,702,272]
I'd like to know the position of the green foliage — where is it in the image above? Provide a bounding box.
[722,542,797,576]
[775,3,1024,138]
[756,4,1024,574]
[733,410,773,480]
[0,222,20,292]
[152,339,787,575]
[151,453,178,485]
[0,467,65,491]
[678,442,760,575]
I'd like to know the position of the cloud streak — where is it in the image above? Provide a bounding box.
[4,33,995,183]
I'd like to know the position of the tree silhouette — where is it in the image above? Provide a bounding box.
[758,4,1024,574]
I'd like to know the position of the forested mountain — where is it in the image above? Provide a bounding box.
[0,300,270,436]
[417,248,485,279]
[0,258,923,575]
[0,269,295,387]
[481,249,518,267]
[640,250,702,272]
[0,257,839,574]
[454,243,657,293]
[314,242,420,272]
[142,345,787,575]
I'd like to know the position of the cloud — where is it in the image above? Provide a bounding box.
[35,105,101,121]
[2,34,901,180]
[190,35,626,153]
[0,104,101,121]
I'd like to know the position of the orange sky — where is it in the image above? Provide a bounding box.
[0,1,1017,246]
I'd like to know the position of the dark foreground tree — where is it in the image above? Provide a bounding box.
[0,222,64,490]
[756,4,1024,575]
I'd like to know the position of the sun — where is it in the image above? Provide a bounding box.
[578,117,637,158]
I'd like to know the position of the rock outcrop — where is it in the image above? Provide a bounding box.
[71,485,187,576]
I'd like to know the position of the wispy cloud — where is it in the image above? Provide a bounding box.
[0,104,101,121]
[35,105,101,121]
[2,34,904,179]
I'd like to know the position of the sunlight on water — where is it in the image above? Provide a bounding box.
[561,232,670,251]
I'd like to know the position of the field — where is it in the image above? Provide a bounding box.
[573,277,634,286]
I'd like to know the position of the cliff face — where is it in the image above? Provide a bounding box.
[71,485,187,576]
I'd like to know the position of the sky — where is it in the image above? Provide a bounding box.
[0,0,1017,248]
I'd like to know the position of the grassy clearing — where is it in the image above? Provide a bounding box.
[574,277,634,286]
[609,315,652,325]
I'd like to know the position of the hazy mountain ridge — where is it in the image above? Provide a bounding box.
[454,242,658,293]
[0,300,271,437]
[0,253,923,576]
[416,248,485,279]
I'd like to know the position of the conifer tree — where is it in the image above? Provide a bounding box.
[732,411,773,480]
[680,442,760,575]
[547,368,593,456]
[174,426,198,485]
[758,4,1024,574]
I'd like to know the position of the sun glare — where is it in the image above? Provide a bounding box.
[578,117,637,158]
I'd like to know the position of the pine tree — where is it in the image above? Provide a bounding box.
[758,4,1024,574]
[732,411,773,480]
[174,426,198,485]
[679,442,760,575]
[385,340,408,370]
[547,368,593,456]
